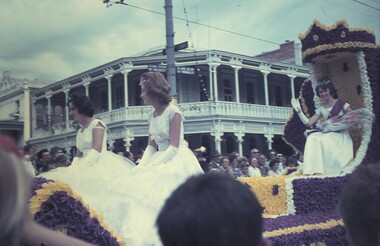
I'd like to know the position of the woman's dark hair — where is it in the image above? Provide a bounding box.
[315,76,338,98]
[269,159,279,169]
[286,156,298,167]
[67,92,95,117]
[140,72,171,105]
[157,173,264,246]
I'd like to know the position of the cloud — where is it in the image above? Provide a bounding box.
[0,0,378,80]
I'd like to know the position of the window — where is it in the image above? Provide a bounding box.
[115,84,124,108]
[246,82,254,104]
[223,79,233,101]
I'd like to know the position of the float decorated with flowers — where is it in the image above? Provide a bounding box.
[28,20,379,246]
[241,19,379,245]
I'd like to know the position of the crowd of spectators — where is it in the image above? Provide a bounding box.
[20,141,303,180]
[21,144,69,177]
[194,147,303,178]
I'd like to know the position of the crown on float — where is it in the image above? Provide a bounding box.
[298,19,377,63]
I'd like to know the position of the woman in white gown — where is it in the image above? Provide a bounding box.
[40,92,135,232]
[115,72,204,246]
[291,77,353,175]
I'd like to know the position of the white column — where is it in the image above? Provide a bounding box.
[121,70,132,107]
[82,76,91,96]
[212,64,219,102]
[288,74,296,99]
[208,64,214,101]
[106,75,113,111]
[264,123,274,150]
[31,100,36,133]
[23,81,31,142]
[211,123,223,153]
[125,128,135,152]
[64,90,70,127]
[83,82,90,97]
[232,65,241,103]
[46,95,52,128]
[261,71,270,106]
[234,123,245,156]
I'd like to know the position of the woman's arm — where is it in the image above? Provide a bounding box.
[92,123,105,152]
[344,106,353,113]
[22,214,93,246]
[169,113,181,148]
[306,114,321,127]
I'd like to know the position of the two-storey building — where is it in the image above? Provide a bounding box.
[28,43,309,158]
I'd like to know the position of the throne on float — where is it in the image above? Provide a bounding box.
[240,19,380,245]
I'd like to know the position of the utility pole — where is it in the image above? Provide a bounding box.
[164,0,177,105]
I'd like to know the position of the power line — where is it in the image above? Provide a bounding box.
[106,1,281,47]
[324,0,379,19]
[352,0,380,11]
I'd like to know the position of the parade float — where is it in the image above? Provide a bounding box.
[240,19,380,245]
[29,20,379,245]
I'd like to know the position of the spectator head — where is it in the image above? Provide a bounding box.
[286,157,298,167]
[50,146,64,158]
[240,163,250,176]
[23,144,37,160]
[0,136,29,246]
[55,155,68,167]
[43,156,58,172]
[37,149,50,164]
[258,154,267,166]
[156,173,265,246]
[209,151,221,163]
[250,157,259,168]
[268,149,277,160]
[269,159,279,171]
[228,152,240,167]
[339,164,380,246]
[250,148,260,158]
[220,156,230,169]
[237,156,249,168]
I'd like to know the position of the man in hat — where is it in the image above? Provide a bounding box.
[208,151,224,172]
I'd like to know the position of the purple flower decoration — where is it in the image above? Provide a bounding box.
[33,190,121,245]
[272,185,279,196]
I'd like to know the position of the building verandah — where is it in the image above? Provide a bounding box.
[29,50,308,158]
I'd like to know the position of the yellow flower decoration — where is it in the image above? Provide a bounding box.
[239,176,288,216]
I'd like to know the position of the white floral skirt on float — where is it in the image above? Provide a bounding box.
[112,144,204,246]
[39,150,135,233]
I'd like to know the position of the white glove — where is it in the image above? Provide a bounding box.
[138,145,157,166]
[152,145,178,165]
[83,149,100,165]
[291,98,302,112]
[291,98,309,125]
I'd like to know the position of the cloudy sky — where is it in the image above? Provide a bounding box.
[1,0,379,81]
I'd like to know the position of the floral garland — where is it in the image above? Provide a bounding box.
[29,178,127,246]
[361,49,380,165]
[240,174,350,216]
[298,19,375,40]
[302,42,378,61]
[341,51,373,172]
[242,174,351,245]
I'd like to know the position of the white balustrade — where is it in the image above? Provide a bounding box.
[33,102,292,139]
